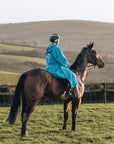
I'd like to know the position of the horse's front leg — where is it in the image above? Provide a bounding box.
[63,100,71,130]
[72,98,81,131]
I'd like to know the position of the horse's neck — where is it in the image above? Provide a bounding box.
[79,67,88,82]
[76,56,88,82]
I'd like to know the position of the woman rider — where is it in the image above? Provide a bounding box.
[45,34,80,98]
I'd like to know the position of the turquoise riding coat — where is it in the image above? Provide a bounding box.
[45,44,78,88]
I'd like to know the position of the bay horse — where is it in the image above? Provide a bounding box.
[7,42,104,137]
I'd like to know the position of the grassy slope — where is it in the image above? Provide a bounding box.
[0,44,46,73]
[0,20,114,53]
[0,103,114,144]
[0,44,47,85]
[0,54,46,73]
[0,43,113,84]
[0,44,113,84]
[0,44,35,52]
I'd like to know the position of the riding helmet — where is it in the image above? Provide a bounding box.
[49,34,60,43]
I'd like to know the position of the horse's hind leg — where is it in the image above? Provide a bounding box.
[21,104,30,137]
[63,100,71,130]
[72,98,81,131]
[21,100,39,137]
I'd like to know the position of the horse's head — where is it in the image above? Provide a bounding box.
[86,42,104,68]
[70,42,104,71]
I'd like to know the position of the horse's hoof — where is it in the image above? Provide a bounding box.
[21,131,28,137]
[21,133,26,137]
[63,125,67,130]
[71,129,76,132]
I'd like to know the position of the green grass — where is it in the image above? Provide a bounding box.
[0,103,114,144]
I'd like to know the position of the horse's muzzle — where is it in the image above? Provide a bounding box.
[98,59,104,68]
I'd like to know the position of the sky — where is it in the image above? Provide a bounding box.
[0,0,114,24]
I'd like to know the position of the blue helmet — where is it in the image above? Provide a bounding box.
[49,34,60,43]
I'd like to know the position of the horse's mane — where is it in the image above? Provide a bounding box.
[70,47,87,70]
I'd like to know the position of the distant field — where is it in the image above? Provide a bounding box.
[0,54,46,73]
[0,43,114,84]
[0,71,20,85]
[0,103,114,144]
[0,44,46,58]
[0,44,35,53]
[0,44,47,85]
[0,44,46,73]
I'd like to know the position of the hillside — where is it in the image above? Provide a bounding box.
[0,20,114,83]
[0,20,114,52]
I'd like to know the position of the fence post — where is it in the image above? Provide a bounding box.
[103,83,106,104]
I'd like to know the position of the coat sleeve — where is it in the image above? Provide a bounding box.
[52,46,69,68]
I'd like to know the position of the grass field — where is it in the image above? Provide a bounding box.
[0,103,114,144]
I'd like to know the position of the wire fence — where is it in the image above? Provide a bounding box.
[0,82,114,106]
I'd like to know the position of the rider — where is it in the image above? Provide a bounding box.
[45,34,80,98]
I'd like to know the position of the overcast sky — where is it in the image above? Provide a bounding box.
[0,0,114,24]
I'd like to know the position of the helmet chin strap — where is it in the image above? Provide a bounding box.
[52,42,57,45]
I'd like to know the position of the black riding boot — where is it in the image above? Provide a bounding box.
[65,82,72,98]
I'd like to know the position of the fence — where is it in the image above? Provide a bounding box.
[82,82,114,103]
[0,82,114,106]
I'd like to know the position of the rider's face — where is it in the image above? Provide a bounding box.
[57,39,60,44]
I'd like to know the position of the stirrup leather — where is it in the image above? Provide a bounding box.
[65,82,71,98]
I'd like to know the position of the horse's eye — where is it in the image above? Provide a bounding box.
[92,50,96,55]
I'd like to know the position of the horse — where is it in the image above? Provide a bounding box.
[7,42,104,137]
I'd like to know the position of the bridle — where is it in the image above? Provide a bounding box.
[73,47,101,83]
[87,47,101,67]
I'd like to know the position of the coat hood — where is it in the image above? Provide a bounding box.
[46,44,59,54]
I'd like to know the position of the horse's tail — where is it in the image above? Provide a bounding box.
[7,73,27,124]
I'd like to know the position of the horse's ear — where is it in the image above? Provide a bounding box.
[91,42,94,49]
[88,41,94,49]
